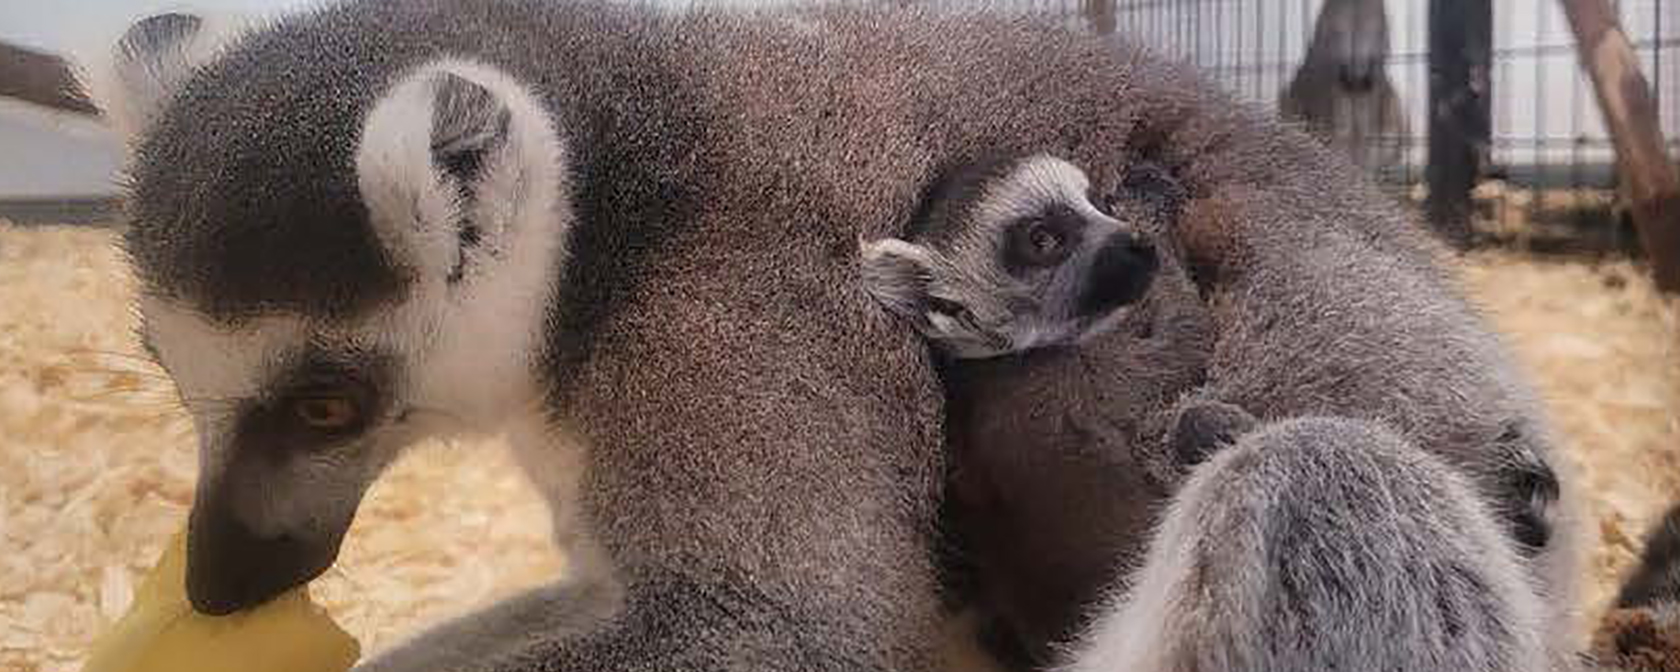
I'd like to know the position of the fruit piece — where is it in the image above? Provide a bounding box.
[81,529,360,672]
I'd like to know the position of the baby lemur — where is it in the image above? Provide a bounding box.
[860,153,1163,360]
[862,152,1571,668]
[863,152,1195,665]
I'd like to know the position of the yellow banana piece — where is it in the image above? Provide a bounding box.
[81,529,360,672]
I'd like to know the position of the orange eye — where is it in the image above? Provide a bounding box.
[293,395,358,431]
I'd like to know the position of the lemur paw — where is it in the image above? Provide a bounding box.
[1146,397,1258,489]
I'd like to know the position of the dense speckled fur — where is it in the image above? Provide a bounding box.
[101,0,1583,670]
[1060,417,1548,672]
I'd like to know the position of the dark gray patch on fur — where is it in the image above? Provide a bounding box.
[1162,397,1257,477]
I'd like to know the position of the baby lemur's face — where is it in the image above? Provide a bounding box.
[862,154,1167,359]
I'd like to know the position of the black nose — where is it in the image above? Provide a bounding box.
[1077,232,1158,317]
[186,503,341,615]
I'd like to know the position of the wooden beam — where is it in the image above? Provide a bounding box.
[1560,0,1680,292]
[1426,0,1492,248]
[0,41,97,115]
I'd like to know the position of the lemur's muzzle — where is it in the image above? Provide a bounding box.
[1077,231,1158,317]
[185,489,347,615]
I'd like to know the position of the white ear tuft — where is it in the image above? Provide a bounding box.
[77,11,245,140]
[356,58,567,289]
[859,238,938,319]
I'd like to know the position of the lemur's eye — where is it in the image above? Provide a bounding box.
[289,391,361,433]
[1006,216,1073,270]
[1028,223,1062,255]
[927,296,970,319]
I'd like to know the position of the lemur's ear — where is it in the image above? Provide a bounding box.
[83,12,241,138]
[860,238,938,319]
[356,59,566,287]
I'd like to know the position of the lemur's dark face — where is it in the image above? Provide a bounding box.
[862,155,1163,359]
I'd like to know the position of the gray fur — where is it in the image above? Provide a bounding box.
[1060,417,1547,672]
[105,1,1581,669]
[1280,0,1408,171]
[1165,175,1583,666]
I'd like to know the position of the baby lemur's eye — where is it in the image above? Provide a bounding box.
[1029,223,1061,254]
[927,296,971,319]
[1006,216,1074,269]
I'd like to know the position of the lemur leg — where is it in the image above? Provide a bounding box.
[1060,417,1548,672]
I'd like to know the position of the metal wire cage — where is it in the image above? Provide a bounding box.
[1051,0,1676,251]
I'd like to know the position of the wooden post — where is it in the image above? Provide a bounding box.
[0,41,97,114]
[1426,0,1492,247]
[1560,0,1680,292]
[1083,0,1116,36]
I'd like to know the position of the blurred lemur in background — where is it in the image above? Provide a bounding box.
[1281,0,1408,172]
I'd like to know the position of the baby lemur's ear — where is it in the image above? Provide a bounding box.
[860,238,938,319]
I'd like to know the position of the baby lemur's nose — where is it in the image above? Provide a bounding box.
[1078,232,1158,317]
